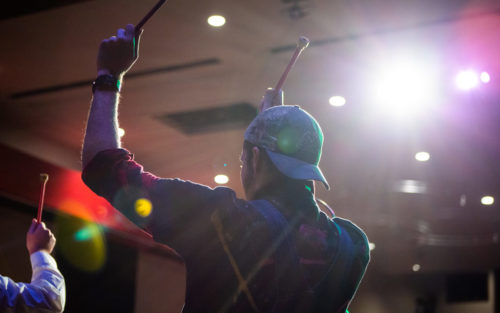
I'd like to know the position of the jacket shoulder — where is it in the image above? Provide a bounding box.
[332,217,370,261]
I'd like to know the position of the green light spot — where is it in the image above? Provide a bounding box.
[305,185,312,192]
[74,225,99,241]
[277,127,300,155]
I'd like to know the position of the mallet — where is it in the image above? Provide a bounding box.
[37,174,49,224]
[274,36,310,92]
[135,0,167,33]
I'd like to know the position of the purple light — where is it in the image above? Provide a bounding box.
[456,70,479,90]
[480,72,491,83]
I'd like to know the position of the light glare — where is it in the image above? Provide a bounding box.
[208,15,226,27]
[118,128,125,137]
[373,60,437,118]
[415,151,430,162]
[393,179,427,194]
[214,174,229,184]
[329,96,346,107]
[456,70,479,90]
[412,264,421,272]
[481,196,494,206]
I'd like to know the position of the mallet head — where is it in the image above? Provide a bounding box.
[297,36,310,50]
[40,173,49,183]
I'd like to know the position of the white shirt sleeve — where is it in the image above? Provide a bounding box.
[0,251,66,312]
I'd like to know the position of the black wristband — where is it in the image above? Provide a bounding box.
[92,74,121,93]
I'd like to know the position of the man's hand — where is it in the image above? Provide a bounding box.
[259,88,283,112]
[26,219,56,255]
[97,24,143,78]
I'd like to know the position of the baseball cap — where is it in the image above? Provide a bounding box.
[244,105,330,189]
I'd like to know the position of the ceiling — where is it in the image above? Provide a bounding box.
[1,0,500,275]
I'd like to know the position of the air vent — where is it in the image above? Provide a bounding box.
[158,102,257,135]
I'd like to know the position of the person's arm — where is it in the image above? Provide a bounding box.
[0,220,65,312]
[82,24,142,168]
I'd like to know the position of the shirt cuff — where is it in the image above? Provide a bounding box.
[30,251,58,271]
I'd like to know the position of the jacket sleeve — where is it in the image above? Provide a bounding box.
[0,251,66,313]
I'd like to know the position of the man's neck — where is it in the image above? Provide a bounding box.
[253,182,319,219]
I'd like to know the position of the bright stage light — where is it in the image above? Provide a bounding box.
[456,70,479,90]
[329,96,346,107]
[481,196,494,206]
[372,60,437,118]
[208,15,226,27]
[369,242,376,251]
[480,72,490,83]
[118,128,125,137]
[415,151,430,162]
[412,264,421,272]
[214,174,229,184]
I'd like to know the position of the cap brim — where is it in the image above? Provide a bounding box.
[265,149,330,190]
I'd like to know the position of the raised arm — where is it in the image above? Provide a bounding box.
[0,220,65,313]
[82,24,142,168]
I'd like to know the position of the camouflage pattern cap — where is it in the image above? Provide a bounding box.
[244,105,330,189]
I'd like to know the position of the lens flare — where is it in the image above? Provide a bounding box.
[135,198,153,217]
[480,72,490,83]
[56,214,106,272]
[74,224,101,241]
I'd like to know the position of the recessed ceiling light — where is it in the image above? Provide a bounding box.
[208,15,226,27]
[329,96,346,107]
[214,174,229,184]
[412,264,421,272]
[481,195,494,206]
[415,151,430,162]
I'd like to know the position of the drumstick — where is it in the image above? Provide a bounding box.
[274,36,310,92]
[135,0,167,33]
[37,174,49,223]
